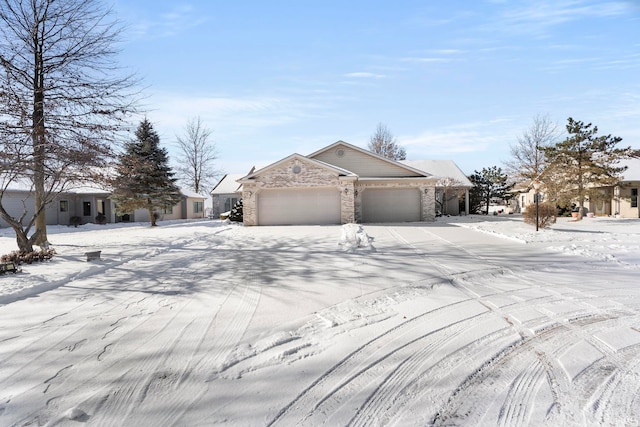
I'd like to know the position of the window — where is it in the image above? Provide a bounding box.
[224,197,238,212]
[632,188,638,208]
[83,201,92,216]
[59,200,69,212]
[194,201,204,213]
[162,205,173,214]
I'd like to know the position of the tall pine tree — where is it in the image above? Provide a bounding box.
[110,119,182,226]
[542,118,630,220]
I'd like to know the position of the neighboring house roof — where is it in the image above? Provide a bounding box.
[619,158,640,181]
[211,173,244,195]
[402,159,473,187]
[180,188,207,200]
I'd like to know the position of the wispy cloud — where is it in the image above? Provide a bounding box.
[489,0,635,37]
[124,4,207,39]
[398,118,521,157]
[344,72,386,79]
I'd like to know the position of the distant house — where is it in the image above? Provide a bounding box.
[611,158,640,218]
[234,140,471,225]
[511,157,640,218]
[0,184,207,227]
[210,173,244,218]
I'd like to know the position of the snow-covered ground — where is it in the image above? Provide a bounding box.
[1,215,639,426]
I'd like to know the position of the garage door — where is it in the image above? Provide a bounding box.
[258,188,341,225]
[361,188,421,223]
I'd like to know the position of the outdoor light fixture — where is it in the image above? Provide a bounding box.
[532,180,541,231]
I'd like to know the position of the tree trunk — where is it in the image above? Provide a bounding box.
[32,39,49,248]
[148,204,157,226]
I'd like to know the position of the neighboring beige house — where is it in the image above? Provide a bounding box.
[612,158,640,218]
[512,157,640,218]
[236,140,470,226]
[0,185,207,227]
[210,173,244,217]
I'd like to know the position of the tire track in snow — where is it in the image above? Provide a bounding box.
[151,262,264,426]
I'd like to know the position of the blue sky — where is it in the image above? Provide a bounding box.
[112,0,640,177]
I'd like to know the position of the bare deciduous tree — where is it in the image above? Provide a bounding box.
[0,0,139,252]
[175,117,219,194]
[504,114,559,182]
[368,122,406,160]
[436,177,467,215]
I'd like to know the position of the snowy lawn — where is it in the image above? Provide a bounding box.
[1,215,639,426]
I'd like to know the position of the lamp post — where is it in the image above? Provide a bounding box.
[532,180,541,231]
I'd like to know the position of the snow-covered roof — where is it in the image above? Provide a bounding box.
[401,160,472,186]
[180,188,207,199]
[211,174,244,194]
[620,157,640,181]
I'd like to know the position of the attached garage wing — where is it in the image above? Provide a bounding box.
[361,188,421,223]
[257,188,341,225]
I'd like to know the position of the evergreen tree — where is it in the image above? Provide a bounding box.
[469,166,513,214]
[110,119,182,226]
[542,118,630,220]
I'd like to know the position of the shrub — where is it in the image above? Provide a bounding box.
[523,203,556,229]
[1,248,57,265]
[228,199,243,222]
[95,213,107,225]
[70,216,81,227]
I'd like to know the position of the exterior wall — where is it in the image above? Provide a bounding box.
[311,145,421,178]
[0,192,113,227]
[185,197,206,219]
[615,182,640,218]
[242,158,342,226]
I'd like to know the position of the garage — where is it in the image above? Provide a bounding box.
[258,188,341,225]
[361,188,421,223]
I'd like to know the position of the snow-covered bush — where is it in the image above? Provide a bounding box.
[523,203,556,229]
[228,199,243,222]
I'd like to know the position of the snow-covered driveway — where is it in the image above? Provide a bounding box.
[1,219,639,426]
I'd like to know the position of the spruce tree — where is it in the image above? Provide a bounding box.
[542,118,630,220]
[110,119,182,226]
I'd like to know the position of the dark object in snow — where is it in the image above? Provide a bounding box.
[85,251,102,261]
[70,216,82,227]
[0,261,19,274]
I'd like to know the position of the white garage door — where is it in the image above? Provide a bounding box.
[258,188,341,225]
[361,188,421,223]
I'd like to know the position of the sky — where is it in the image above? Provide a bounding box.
[111,0,640,178]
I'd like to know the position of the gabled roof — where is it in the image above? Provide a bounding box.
[211,173,244,195]
[402,160,472,187]
[309,140,431,178]
[237,153,358,183]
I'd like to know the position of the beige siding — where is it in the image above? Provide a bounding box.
[616,182,640,218]
[311,144,421,178]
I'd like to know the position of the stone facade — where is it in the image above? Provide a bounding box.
[241,158,344,226]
